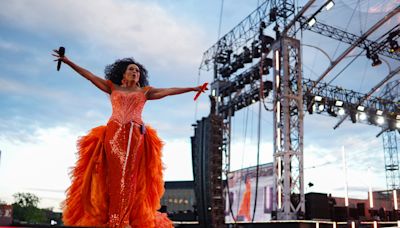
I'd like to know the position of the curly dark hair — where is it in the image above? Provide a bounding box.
[104,58,149,86]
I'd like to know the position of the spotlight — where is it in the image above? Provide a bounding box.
[338,108,345,116]
[318,104,325,112]
[327,103,337,117]
[388,31,400,53]
[269,7,277,22]
[325,1,335,10]
[335,100,343,107]
[376,116,385,125]
[314,95,323,102]
[215,49,232,64]
[389,40,400,53]
[366,48,372,59]
[371,54,382,67]
[359,112,367,121]
[219,65,232,78]
[251,41,261,59]
[242,46,252,63]
[388,119,400,130]
[357,105,365,112]
[307,17,316,27]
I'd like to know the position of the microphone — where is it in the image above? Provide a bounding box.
[57,46,65,71]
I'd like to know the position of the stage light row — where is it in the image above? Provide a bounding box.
[217,59,273,98]
[218,81,273,118]
[215,25,275,78]
[305,1,399,67]
[306,0,335,27]
[307,95,400,129]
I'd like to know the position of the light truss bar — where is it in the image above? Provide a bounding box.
[303,78,399,115]
[199,1,273,70]
[306,7,400,95]
[333,65,400,129]
[282,0,316,36]
[298,17,400,61]
[215,76,399,128]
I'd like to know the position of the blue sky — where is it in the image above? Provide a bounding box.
[0,0,399,211]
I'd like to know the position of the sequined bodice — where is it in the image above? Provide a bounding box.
[109,90,146,124]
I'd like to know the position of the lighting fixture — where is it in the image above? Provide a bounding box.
[307,17,316,27]
[325,1,335,11]
[357,105,365,112]
[359,112,367,121]
[389,40,399,53]
[376,110,383,116]
[376,116,385,125]
[371,54,382,67]
[338,108,345,116]
[335,100,343,107]
[318,104,325,112]
[314,95,323,102]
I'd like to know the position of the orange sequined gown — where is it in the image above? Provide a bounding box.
[62,81,173,228]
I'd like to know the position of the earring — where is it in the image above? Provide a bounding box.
[121,78,127,87]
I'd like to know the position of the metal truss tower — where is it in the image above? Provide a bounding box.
[383,131,400,190]
[380,80,400,190]
[272,37,304,219]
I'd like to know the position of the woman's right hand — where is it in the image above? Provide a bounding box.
[52,49,70,64]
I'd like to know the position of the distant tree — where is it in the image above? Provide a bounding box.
[12,192,46,224]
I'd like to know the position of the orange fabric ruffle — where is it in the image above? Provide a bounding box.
[62,125,173,228]
[62,125,109,226]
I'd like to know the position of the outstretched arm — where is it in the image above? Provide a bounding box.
[146,86,206,100]
[52,50,111,94]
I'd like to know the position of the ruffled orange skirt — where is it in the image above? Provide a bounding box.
[62,124,173,228]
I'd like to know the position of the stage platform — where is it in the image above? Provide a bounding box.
[173,220,400,228]
[2,220,399,228]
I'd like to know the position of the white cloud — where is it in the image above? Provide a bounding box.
[0,78,71,101]
[0,0,208,70]
[0,38,24,52]
[0,125,81,210]
[159,138,193,181]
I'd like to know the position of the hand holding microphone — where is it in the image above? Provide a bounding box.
[52,47,66,71]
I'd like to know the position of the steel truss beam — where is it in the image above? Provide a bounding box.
[303,78,399,128]
[305,7,400,95]
[215,77,399,128]
[200,0,273,71]
[297,17,400,61]
[334,65,400,129]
